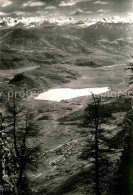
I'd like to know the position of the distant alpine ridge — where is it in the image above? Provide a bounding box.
[1,16,133,28]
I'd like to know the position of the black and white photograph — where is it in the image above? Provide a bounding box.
[0,0,133,194]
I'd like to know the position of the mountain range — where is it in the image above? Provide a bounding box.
[0,19,133,70]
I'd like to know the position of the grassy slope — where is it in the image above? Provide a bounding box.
[25,96,132,195]
[8,65,80,90]
[110,109,133,195]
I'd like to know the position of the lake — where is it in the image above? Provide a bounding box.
[35,87,110,102]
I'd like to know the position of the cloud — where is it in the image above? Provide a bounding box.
[59,0,76,7]
[127,12,133,17]
[59,0,92,7]
[0,11,9,16]
[23,1,45,7]
[72,9,93,16]
[86,11,93,14]
[45,6,57,10]
[35,10,48,15]
[72,9,84,15]
[13,11,28,16]
[0,0,12,7]
[97,9,110,13]
[94,1,109,5]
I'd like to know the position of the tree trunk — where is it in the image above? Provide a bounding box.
[95,124,100,195]
[17,160,24,195]
[94,102,101,195]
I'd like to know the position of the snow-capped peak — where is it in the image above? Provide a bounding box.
[1,16,133,29]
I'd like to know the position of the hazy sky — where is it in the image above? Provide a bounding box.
[0,0,133,18]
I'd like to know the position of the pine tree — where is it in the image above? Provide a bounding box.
[4,93,41,194]
[127,56,133,106]
[0,104,17,194]
[80,95,114,195]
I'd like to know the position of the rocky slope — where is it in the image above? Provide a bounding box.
[0,21,133,71]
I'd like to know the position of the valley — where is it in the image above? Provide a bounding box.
[0,19,133,194]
